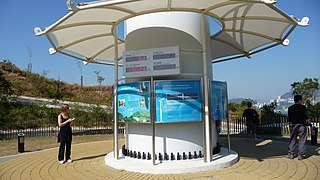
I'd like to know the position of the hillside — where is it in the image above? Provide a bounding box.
[0,61,112,105]
[281,89,320,100]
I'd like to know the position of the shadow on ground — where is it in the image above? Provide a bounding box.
[220,135,319,162]
[74,153,107,162]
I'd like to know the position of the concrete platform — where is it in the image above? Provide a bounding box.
[1,137,320,180]
[105,147,238,174]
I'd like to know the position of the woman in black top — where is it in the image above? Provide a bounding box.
[58,104,74,164]
[242,101,260,141]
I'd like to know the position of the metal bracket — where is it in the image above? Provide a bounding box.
[262,0,277,4]
[34,27,42,36]
[66,0,78,11]
[49,48,57,55]
[282,39,290,46]
[290,16,310,27]
[298,17,309,26]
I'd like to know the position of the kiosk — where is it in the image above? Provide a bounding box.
[35,0,308,174]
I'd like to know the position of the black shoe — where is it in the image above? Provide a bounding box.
[287,154,294,159]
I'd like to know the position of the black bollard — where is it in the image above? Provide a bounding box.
[17,133,25,153]
[147,152,151,160]
[138,152,141,159]
[177,153,181,160]
[130,150,133,157]
[122,145,126,156]
[142,152,146,159]
[194,151,198,159]
[183,152,187,160]
[164,153,169,160]
[170,153,175,160]
[133,151,137,158]
[159,153,163,161]
[199,151,202,158]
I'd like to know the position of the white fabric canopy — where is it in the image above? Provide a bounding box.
[36,0,299,65]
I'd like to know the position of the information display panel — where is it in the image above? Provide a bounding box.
[211,81,228,121]
[155,80,202,123]
[118,82,150,123]
[123,46,180,78]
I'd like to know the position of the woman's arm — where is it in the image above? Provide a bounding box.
[58,114,70,127]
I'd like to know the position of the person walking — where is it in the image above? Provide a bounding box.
[287,95,309,160]
[242,101,260,141]
[57,104,74,164]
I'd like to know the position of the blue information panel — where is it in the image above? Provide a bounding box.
[155,80,202,123]
[211,81,228,121]
[118,82,150,123]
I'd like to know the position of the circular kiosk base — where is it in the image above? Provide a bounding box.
[105,147,238,174]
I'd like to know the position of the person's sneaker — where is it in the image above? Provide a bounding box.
[298,155,305,160]
[67,159,73,163]
[287,154,294,159]
[58,160,65,164]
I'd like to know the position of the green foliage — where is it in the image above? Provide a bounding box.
[259,102,284,124]
[0,61,112,105]
[228,99,259,118]
[94,70,106,98]
[260,102,277,116]
[240,98,256,107]
[25,72,66,99]
[291,78,319,107]
[228,102,246,117]
[308,102,320,117]
[1,103,112,130]
[0,70,14,103]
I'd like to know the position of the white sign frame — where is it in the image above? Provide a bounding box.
[123,46,180,78]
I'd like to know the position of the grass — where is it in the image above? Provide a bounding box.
[0,134,124,157]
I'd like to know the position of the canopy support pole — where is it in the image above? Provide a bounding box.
[150,76,156,165]
[113,25,119,159]
[201,12,212,163]
[225,82,231,153]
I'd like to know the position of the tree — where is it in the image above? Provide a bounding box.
[308,102,320,117]
[0,70,14,104]
[94,70,105,97]
[259,101,284,124]
[76,61,83,89]
[291,78,319,107]
[228,99,258,118]
[260,102,277,116]
[240,98,257,107]
[0,70,14,124]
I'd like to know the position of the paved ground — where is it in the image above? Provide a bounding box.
[0,137,319,180]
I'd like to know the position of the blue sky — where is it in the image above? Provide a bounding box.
[0,0,319,101]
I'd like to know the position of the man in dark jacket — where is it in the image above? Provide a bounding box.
[242,101,260,141]
[287,95,309,160]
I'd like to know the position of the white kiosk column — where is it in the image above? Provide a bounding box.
[123,12,216,161]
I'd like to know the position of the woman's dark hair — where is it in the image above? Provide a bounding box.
[61,104,69,112]
[246,101,252,108]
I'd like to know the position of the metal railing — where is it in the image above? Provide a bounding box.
[0,120,124,140]
[220,116,320,136]
[1,116,319,140]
